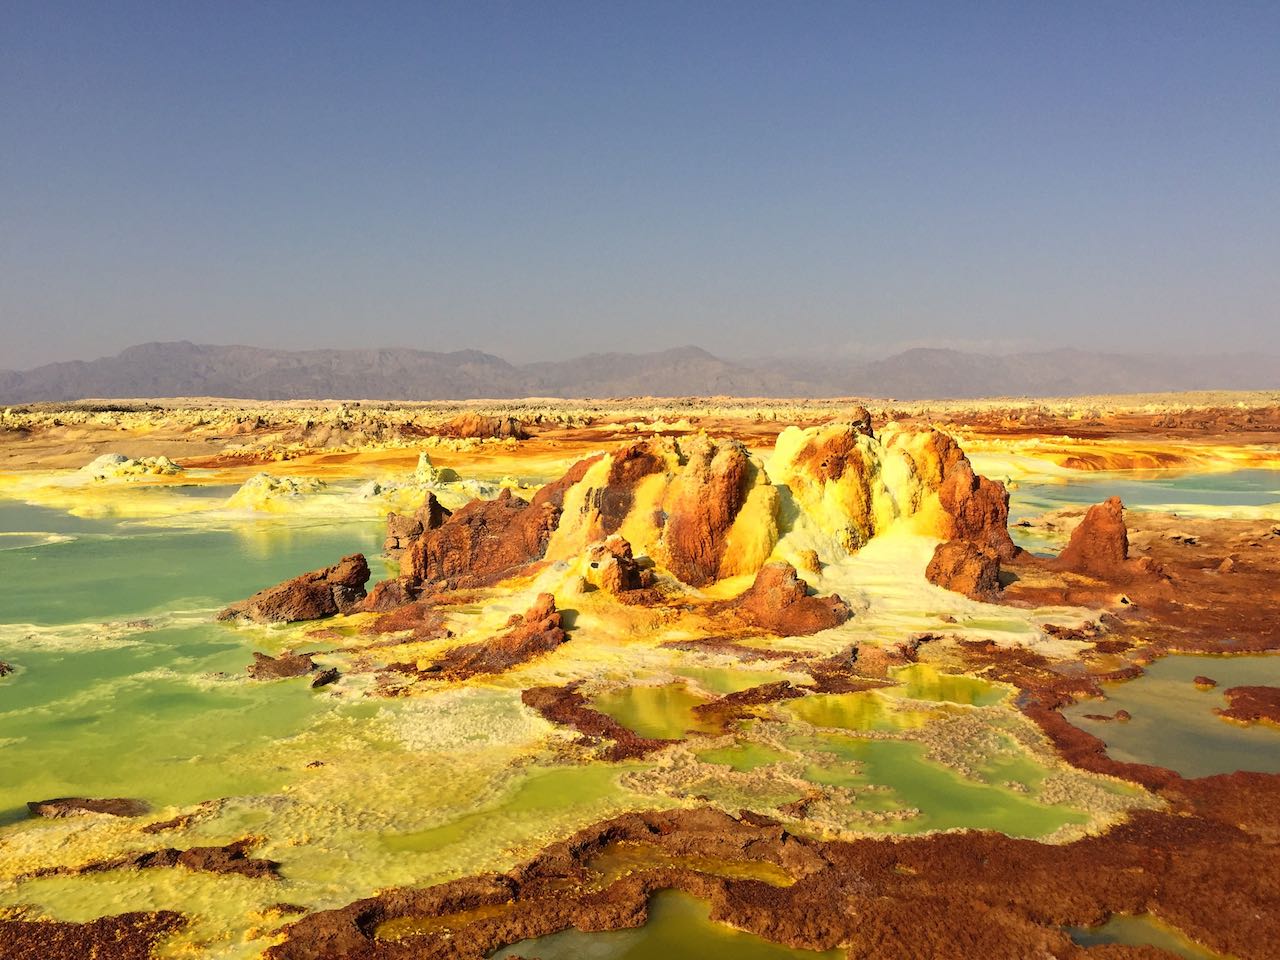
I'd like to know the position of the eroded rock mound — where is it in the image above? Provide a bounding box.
[245,651,316,680]
[727,562,851,636]
[429,593,566,679]
[402,459,596,588]
[583,536,654,594]
[548,436,777,587]
[926,539,1002,600]
[661,436,756,586]
[28,797,150,819]
[928,432,1019,560]
[217,554,370,623]
[1055,497,1162,582]
[769,423,1016,559]
[438,412,529,440]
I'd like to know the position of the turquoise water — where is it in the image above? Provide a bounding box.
[1068,914,1224,959]
[0,508,385,624]
[1008,468,1280,526]
[1064,654,1280,778]
[0,498,384,823]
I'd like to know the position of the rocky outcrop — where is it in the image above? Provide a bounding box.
[217,554,370,623]
[401,459,596,587]
[1054,498,1162,581]
[245,651,316,680]
[354,576,422,613]
[427,593,566,679]
[438,412,529,440]
[28,797,150,818]
[583,536,654,594]
[383,492,450,560]
[726,562,851,636]
[547,436,777,587]
[927,432,1019,560]
[926,539,1002,600]
[660,437,754,586]
[769,423,1016,559]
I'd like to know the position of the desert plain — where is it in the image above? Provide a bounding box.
[1,391,1279,960]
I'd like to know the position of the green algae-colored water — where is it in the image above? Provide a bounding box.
[696,741,791,772]
[797,734,1087,837]
[887,663,1007,706]
[783,689,935,732]
[381,762,652,855]
[1068,914,1225,959]
[490,889,844,959]
[1064,654,1280,778]
[0,503,388,824]
[592,682,720,740]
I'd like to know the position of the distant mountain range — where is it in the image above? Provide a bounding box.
[1,341,1277,403]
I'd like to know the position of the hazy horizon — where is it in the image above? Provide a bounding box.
[4,2,1279,369]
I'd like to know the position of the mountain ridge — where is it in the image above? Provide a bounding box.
[2,341,1277,403]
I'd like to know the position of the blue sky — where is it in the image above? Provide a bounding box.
[2,1,1278,367]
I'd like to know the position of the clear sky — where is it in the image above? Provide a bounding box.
[2,1,1278,369]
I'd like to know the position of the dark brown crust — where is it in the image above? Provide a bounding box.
[0,911,185,960]
[1216,686,1280,726]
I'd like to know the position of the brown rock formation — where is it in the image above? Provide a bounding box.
[401,458,597,588]
[245,651,316,680]
[355,576,422,613]
[17,838,280,883]
[661,437,752,587]
[438,412,529,440]
[595,441,669,534]
[1216,686,1280,726]
[925,539,1002,600]
[428,594,566,679]
[725,562,851,636]
[217,554,370,623]
[383,492,450,560]
[1054,497,1162,582]
[926,432,1019,560]
[28,797,150,818]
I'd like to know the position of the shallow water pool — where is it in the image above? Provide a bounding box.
[1064,654,1280,778]
[490,889,844,960]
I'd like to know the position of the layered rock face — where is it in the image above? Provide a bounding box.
[217,555,370,623]
[726,561,852,636]
[769,422,1016,559]
[926,539,1002,600]
[1054,497,1162,581]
